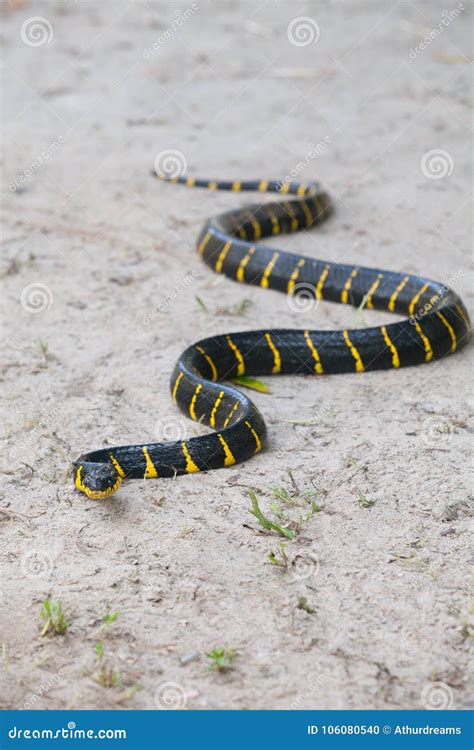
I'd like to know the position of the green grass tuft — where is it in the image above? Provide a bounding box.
[94,641,121,688]
[249,491,295,539]
[40,597,69,637]
[358,493,377,509]
[206,647,237,672]
[297,596,316,614]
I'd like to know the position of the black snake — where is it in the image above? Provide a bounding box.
[74,174,470,499]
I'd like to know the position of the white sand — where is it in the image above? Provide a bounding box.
[1,1,472,710]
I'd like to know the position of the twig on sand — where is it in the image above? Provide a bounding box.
[0,507,46,522]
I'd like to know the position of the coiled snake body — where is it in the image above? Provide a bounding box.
[74,175,471,499]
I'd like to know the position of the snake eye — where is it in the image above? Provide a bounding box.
[73,461,122,499]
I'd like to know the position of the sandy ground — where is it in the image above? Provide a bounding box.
[0,0,472,711]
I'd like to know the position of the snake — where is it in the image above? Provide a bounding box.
[73,173,471,499]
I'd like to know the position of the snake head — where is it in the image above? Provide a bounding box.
[73,461,123,500]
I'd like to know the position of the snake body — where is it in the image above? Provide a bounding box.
[74,175,470,499]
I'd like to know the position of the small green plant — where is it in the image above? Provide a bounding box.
[116,683,141,704]
[272,469,320,507]
[460,621,474,642]
[94,641,121,688]
[269,495,320,534]
[177,524,194,538]
[272,485,298,507]
[37,339,48,353]
[249,491,295,539]
[358,493,377,509]
[217,298,252,316]
[268,543,290,570]
[93,610,121,638]
[249,468,324,543]
[297,596,316,615]
[195,295,207,312]
[206,647,237,672]
[35,339,50,365]
[102,610,120,626]
[231,376,270,393]
[40,597,69,637]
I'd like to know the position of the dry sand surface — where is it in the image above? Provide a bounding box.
[1,0,472,711]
